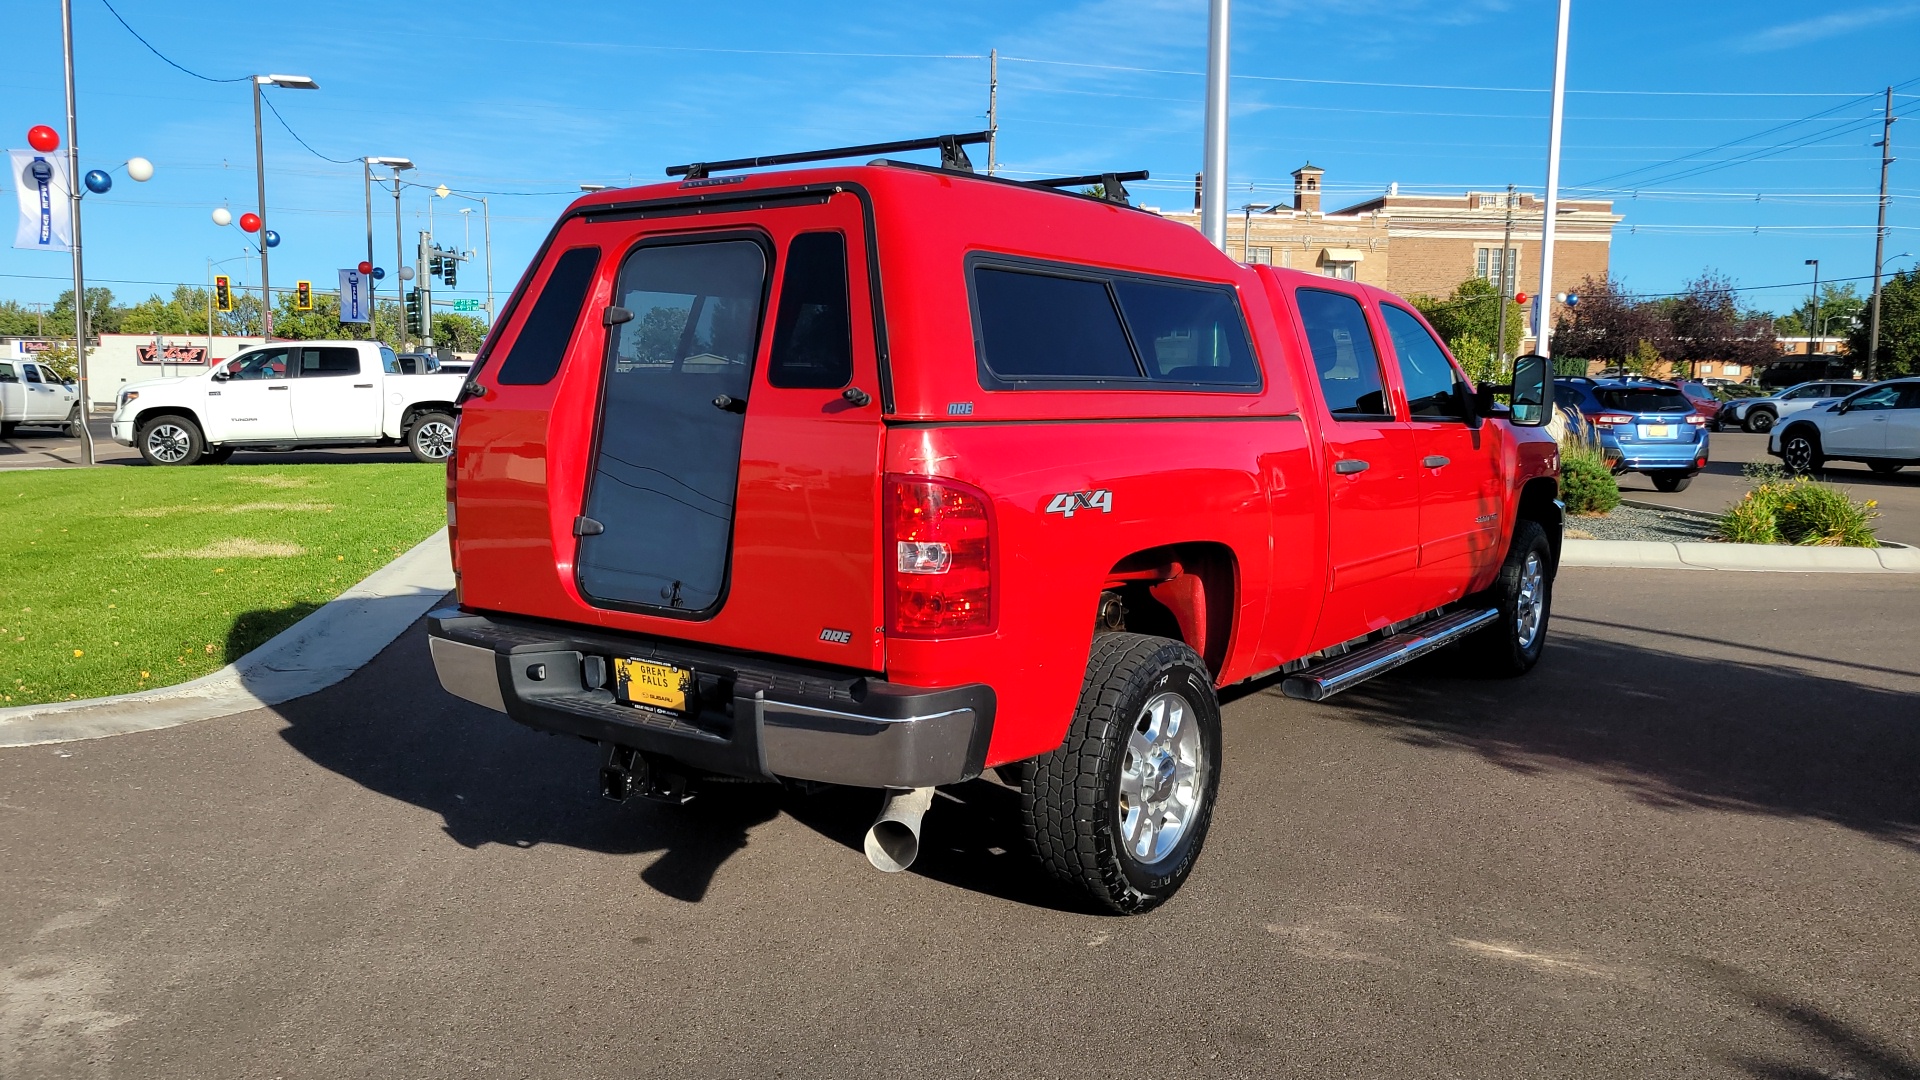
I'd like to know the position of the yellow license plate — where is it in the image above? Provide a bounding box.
[1642,424,1671,438]
[614,658,691,712]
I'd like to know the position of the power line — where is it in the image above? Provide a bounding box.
[257,94,360,165]
[95,0,248,83]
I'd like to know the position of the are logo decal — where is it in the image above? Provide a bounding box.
[1045,489,1113,518]
[819,628,853,645]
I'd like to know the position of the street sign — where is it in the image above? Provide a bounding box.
[452,299,480,312]
[337,269,371,324]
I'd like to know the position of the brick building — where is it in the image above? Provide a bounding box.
[1160,164,1621,349]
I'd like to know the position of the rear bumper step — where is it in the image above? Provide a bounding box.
[1280,608,1500,702]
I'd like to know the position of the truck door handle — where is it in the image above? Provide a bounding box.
[268,385,289,391]
[1423,455,1451,468]
[1334,459,1369,475]
[353,383,373,388]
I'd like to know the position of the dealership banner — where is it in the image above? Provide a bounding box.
[11,149,73,253]
[338,268,371,324]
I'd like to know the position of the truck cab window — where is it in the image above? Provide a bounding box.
[228,349,290,380]
[1380,304,1467,419]
[21,364,44,384]
[298,347,360,378]
[1296,288,1389,418]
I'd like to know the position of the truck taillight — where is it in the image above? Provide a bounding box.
[887,475,993,637]
[1593,413,1634,427]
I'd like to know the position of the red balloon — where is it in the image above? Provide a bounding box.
[27,125,59,153]
[357,261,373,275]
[1514,292,1529,305]
[238,213,262,233]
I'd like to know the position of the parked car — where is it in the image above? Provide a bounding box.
[0,358,82,438]
[1759,357,1856,389]
[425,136,1564,914]
[109,340,465,464]
[1556,377,1708,491]
[1770,377,1920,475]
[1673,380,1722,424]
[1716,380,1868,433]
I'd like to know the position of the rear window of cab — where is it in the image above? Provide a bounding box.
[967,255,1260,391]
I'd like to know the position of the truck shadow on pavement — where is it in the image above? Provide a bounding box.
[1288,628,1920,855]
[270,621,1082,910]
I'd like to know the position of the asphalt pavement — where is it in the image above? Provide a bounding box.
[4,569,1917,1079]
[1624,428,1920,544]
[0,417,416,469]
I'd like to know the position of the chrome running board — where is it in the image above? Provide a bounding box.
[1279,608,1500,702]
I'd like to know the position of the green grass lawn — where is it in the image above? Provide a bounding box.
[2,463,447,707]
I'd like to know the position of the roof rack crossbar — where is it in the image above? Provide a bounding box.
[667,131,991,180]
[1026,171,1150,206]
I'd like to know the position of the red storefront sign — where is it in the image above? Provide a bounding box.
[136,343,209,365]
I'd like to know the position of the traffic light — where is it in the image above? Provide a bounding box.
[214,275,232,312]
[404,288,423,336]
[294,280,313,311]
[429,254,444,279]
[444,259,457,288]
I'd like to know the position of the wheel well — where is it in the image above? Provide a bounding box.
[132,406,200,434]
[402,401,458,430]
[1097,542,1236,677]
[1781,420,1820,441]
[1517,476,1562,571]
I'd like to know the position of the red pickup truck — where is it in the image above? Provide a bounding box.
[428,134,1561,913]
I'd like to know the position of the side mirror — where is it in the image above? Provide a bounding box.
[1507,353,1553,427]
[211,369,231,382]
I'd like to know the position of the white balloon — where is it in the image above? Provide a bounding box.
[399,266,415,281]
[211,207,232,227]
[125,157,154,182]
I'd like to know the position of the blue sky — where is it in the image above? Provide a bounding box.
[3,0,1918,320]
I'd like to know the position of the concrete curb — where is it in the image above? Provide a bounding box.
[0,528,453,748]
[1563,537,1920,573]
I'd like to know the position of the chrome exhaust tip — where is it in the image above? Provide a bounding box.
[863,786,935,873]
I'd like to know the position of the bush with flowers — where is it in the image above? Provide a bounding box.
[1716,462,1880,547]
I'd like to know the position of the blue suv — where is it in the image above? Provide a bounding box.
[1556,378,1710,492]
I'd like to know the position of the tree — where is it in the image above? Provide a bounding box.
[1775,282,1864,338]
[47,287,121,338]
[121,286,215,337]
[1663,270,1776,376]
[1409,276,1525,381]
[430,312,489,352]
[1847,269,1920,376]
[1549,275,1666,368]
[35,342,78,382]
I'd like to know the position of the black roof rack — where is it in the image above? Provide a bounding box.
[1027,171,1150,206]
[667,131,990,180]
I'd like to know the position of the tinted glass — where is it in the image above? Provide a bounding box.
[767,231,852,389]
[1595,387,1691,414]
[1297,289,1389,417]
[21,364,42,384]
[1112,280,1259,386]
[1781,385,1818,400]
[496,246,600,386]
[975,268,1139,380]
[578,239,768,614]
[1380,304,1466,418]
[1845,385,1901,410]
[228,348,290,380]
[299,347,359,377]
[379,345,398,373]
[0,363,15,382]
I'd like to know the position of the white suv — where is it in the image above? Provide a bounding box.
[1771,378,1920,475]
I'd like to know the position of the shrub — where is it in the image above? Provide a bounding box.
[1558,432,1620,516]
[1716,476,1879,547]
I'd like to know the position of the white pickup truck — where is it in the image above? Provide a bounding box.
[1,358,82,438]
[110,340,464,465]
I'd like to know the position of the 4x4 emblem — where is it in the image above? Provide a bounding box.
[1045,490,1113,518]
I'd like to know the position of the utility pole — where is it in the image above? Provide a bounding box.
[394,178,406,347]
[987,49,999,177]
[1533,0,1570,359]
[419,230,433,350]
[60,0,94,464]
[1200,0,1231,249]
[1868,86,1896,380]
[1804,259,1820,355]
[1496,183,1516,370]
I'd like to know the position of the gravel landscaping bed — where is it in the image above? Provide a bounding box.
[1567,502,1720,543]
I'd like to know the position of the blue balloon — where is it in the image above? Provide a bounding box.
[371,266,386,280]
[84,169,112,194]
[263,229,281,248]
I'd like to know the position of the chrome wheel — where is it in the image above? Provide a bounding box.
[146,423,191,463]
[1116,690,1205,865]
[1783,435,1816,473]
[1515,551,1546,651]
[415,420,455,460]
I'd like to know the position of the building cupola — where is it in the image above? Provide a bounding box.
[1292,163,1324,214]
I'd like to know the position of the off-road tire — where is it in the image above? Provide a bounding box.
[1460,519,1554,677]
[1021,633,1222,915]
[1651,473,1692,493]
[407,411,456,463]
[137,414,203,466]
[1745,408,1776,434]
[1780,426,1823,475]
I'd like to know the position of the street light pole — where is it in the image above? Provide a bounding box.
[362,157,413,342]
[249,74,319,340]
[1199,0,1231,250]
[394,176,407,347]
[1532,0,1571,360]
[60,0,95,464]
